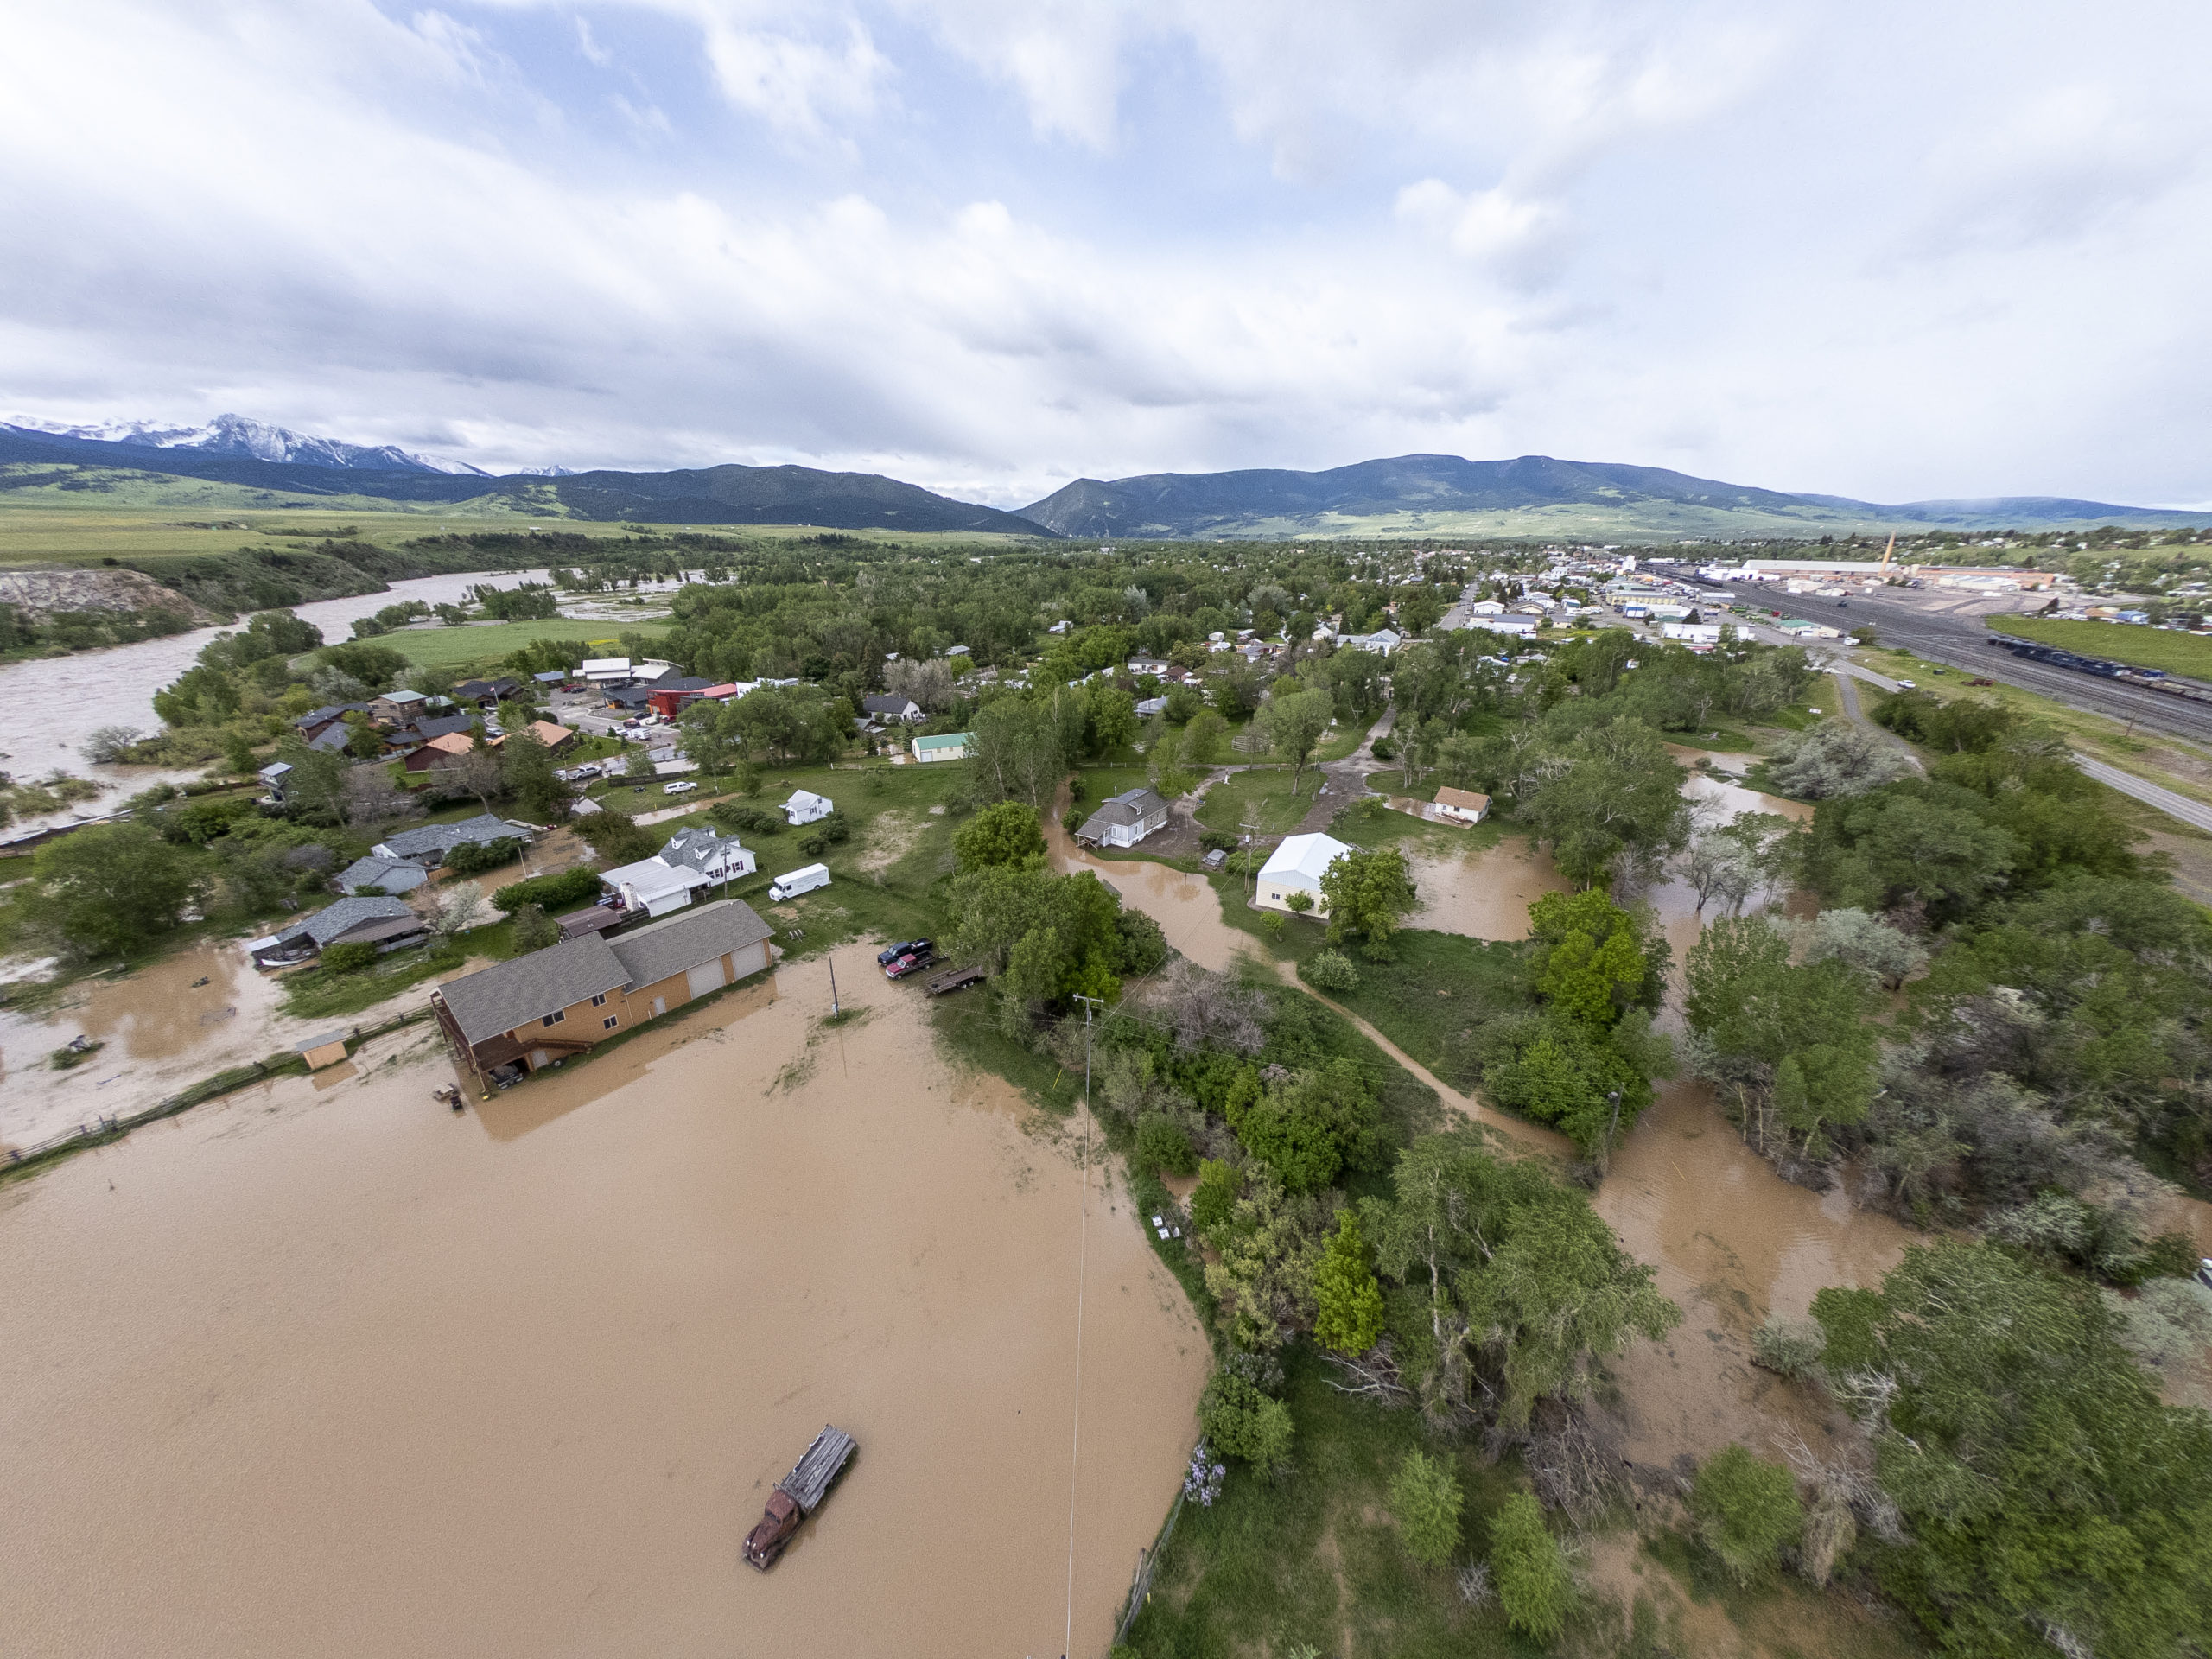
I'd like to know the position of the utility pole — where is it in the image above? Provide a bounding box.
[1072,994,1105,1112]
[1239,802,1264,902]
[828,953,840,1018]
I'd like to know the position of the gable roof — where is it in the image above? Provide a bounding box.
[600,855,712,906]
[661,826,741,873]
[911,732,973,753]
[438,934,632,1046]
[308,724,354,753]
[1087,786,1166,827]
[277,894,420,948]
[410,713,478,742]
[607,899,774,989]
[861,694,920,716]
[376,812,524,861]
[418,732,474,757]
[786,789,831,810]
[1433,786,1491,813]
[378,688,429,707]
[336,855,429,894]
[1259,832,1353,887]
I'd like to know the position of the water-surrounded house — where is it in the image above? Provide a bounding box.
[248,895,428,967]
[431,899,775,1088]
[1076,786,1170,849]
[372,813,531,869]
[1431,787,1491,825]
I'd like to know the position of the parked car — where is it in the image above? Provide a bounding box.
[1895,677,1916,689]
[884,947,938,980]
[876,938,933,966]
[2198,1257,2212,1292]
[1967,677,1995,687]
[663,780,699,796]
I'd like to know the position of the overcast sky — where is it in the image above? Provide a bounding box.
[3,0,2208,507]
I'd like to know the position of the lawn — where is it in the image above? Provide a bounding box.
[1195,766,1321,837]
[373,617,669,670]
[1986,614,2212,680]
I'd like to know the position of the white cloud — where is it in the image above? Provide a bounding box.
[0,0,2208,510]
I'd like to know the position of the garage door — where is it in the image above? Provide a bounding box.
[686,957,727,999]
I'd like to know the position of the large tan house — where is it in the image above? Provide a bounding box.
[431,899,774,1090]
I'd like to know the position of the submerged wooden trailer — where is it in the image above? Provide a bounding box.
[742,1425,856,1570]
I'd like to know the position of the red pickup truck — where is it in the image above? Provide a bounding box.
[742,1426,856,1570]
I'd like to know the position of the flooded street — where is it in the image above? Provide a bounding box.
[0,957,1209,1657]
[0,569,546,827]
[0,936,435,1154]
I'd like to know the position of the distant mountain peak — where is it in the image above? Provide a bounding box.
[6,412,487,475]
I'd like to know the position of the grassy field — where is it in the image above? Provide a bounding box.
[1195,766,1319,836]
[374,618,669,669]
[1986,614,2212,679]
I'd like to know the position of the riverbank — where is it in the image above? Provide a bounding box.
[0,954,1209,1656]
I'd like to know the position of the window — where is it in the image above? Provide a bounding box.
[601,1015,619,1031]
[541,1009,564,1027]
[590,993,607,1007]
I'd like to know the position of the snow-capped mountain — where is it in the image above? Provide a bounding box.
[10,412,488,474]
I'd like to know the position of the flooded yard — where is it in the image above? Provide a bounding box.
[0,957,1208,1657]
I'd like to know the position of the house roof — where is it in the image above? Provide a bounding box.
[522,720,572,747]
[337,855,429,894]
[607,899,773,990]
[258,761,293,780]
[661,826,741,873]
[533,670,569,683]
[1089,787,1166,826]
[419,732,474,757]
[912,732,972,753]
[1259,832,1353,887]
[276,894,420,948]
[296,702,366,728]
[862,694,919,716]
[786,789,832,809]
[600,855,712,905]
[438,934,633,1046]
[410,713,478,742]
[379,689,429,706]
[1433,787,1491,813]
[307,725,354,753]
[376,813,525,861]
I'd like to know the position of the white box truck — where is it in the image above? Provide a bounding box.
[768,862,831,902]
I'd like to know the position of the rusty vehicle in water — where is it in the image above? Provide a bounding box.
[742,1425,856,1570]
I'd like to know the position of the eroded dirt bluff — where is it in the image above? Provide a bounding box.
[0,563,213,621]
[1,957,1209,1657]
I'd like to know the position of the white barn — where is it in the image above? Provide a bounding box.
[1255,832,1354,916]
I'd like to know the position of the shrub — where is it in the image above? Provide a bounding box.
[817,809,852,845]
[574,810,659,865]
[709,802,782,836]
[445,836,523,877]
[1198,1370,1293,1469]
[1301,950,1359,993]
[492,866,602,915]
[1198,829,1238,854]
[1688,1445,1802,1584]
[321,941,379,974]
[1260,912,1287,938]
[797,830,829,857]
[1135,1112,1198,1177]
[1283,890,1313,913]
[1751,1314,1827,1380]
[1062,806,1084,833]
[510,903,562,954]
[1190,1158,1240,1236]
[1490,1492,1571,1640]
[1312,1209,1384,1356]
[1389,1449,1464,1569]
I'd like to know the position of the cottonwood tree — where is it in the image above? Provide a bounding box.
[26,824,206,958]
[969,696,1065,808]
[1259,688,1332,797]
[1319,846,1418,960]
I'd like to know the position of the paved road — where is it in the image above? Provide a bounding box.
[2069,753,2212,835]
[1708,580,2212,746]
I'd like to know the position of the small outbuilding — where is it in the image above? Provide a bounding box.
[911,733,973,763]
[296,1030,350,1071]
[1432,786,1491,825]
[784,789,835,825]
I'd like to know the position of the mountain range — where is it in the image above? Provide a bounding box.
[3,416,2203,539]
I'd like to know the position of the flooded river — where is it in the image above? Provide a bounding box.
[0,957,1209,1656]
[0,569,547,827]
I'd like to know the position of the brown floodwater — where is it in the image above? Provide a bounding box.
[0,957,1209,1657]
[1046,804,1265,976]
[1404,835,1573,939]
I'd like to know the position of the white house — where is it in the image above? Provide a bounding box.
[785,789,835,824]
[601,855,714,918]
[1465,600,1504,616]
[1336,628,1402,655]
[1076,787,1169,848]
[912,733,973,763]
[660,826,755,884]
[1432,787,1491,824]
[1662,621,1723,645]
[1255,832,1354,916]
[1483,614,1542,637]
[862,694,925,726]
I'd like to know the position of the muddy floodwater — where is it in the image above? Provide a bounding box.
[0,957,1209,1656]
[1405,835,1572,938]
[1048,809,1264,976]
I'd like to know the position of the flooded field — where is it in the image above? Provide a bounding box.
[0,957,1209,1657]
[1048,809,1264,976]
[1405,834,1572,938]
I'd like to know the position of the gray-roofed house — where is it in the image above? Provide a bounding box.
[861,694,925,726]
[372,813,530,868]
[336,855,431,896]
[1076,786,1170,849]
[248,895,428,967]
[307,723,356,754]
[431,899,775,1088]
[408,712,480,743]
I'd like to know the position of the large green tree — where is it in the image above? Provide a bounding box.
[27,824,206,958]
[1259,688,1332,797]
[1319,846,1417,960]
